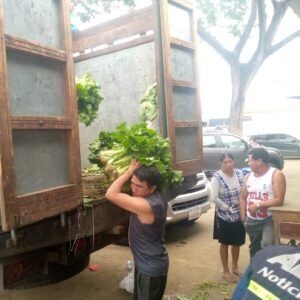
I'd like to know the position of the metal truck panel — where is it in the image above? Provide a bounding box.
[73,2,203,175]
[75,42,156,168]
[3,0,63,49]
[0,0,81,231]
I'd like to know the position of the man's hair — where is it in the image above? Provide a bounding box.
[133,165,162,188]
[248,147,269,164]
[219,152,234,162]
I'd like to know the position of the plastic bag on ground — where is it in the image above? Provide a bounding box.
[119,272,134,294]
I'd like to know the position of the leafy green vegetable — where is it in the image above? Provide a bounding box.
[81,164,101,175]
[88,131,118,165]
[76,73,104,126]
[88,123,183,188]
[139,83,158,122]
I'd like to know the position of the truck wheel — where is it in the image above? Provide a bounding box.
[115,236,129,246]
[6,254,90,289]
[47,254,90,284]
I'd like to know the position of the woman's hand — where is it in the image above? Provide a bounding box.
[221,203,230,211]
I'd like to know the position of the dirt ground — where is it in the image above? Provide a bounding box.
[1,160,299,300]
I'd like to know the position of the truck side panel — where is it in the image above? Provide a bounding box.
[0,0,82,231]
[0,200,129,259]
[154,0,203,175]
[75,42,156,168]
[73,2,203,176]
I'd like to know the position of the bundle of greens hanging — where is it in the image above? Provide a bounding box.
[88,122,183,188]
[76,73,104,126]
[139,83,158,122]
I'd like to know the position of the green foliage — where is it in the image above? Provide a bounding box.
[81,164,101,175]
[196,281,231,299]
[76,73,104,126]
[139,83,158,122]
[88,122,183,188]
[102,0,135,13]
[196,0,248,37]
[165,281,231,300]
[88,131,119,165]
[71,0,136,22]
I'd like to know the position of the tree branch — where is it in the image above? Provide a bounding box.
[267,30,300,56]
[247,0,290,67]
[234,0,257,56]
[271,0,292,10]
[265,0,290,44]
[257,0,267,45]
[197,27,234,63]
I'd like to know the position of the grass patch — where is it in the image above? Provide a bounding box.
[164,281,232,300]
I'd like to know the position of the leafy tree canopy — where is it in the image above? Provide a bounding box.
[70,0,136,22]
[197,0,248,37]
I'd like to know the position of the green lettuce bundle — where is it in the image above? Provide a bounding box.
[88,123,183,188]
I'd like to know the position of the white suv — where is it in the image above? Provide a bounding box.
[166,172,211,224]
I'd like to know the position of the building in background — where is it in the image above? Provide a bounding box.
[243,93,300,140]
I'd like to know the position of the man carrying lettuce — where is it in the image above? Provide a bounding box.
[105,160,169,300]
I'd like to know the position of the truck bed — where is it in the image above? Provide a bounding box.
[0,174,129,259]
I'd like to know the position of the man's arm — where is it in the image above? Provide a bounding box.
[105,162,154,223]
[258,170,286,208]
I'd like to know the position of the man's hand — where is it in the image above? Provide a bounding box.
[105,160,139,197]
[127,159,139,176]
[248,201,259,217]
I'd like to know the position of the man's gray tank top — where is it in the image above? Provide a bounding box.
[128,191,169,277]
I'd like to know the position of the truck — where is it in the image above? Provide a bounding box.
[0,0,206,289]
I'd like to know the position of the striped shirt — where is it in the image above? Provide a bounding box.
[213,169,243,222]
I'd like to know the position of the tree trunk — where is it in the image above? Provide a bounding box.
[228,57,262,136]
[228,91,245,137]
[228,64,250,136]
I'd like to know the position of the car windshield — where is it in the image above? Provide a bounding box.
[203,135,218,148]
[221,135,245,149]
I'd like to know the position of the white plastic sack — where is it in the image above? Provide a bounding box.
[119,272,134,294]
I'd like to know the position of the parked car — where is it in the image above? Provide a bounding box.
[166,172,211,224]
[202,131,284,178]
[249,133,300,159]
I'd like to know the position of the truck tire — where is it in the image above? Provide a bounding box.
[7,254,90,289]
[47,254,90,284]
[115,236,129,246]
